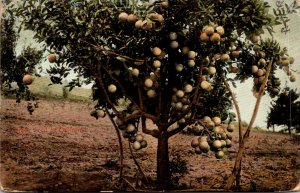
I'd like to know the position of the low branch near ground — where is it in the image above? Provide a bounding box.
[128,141,149,184]
[106,107,124,183]
[123,178,138,191]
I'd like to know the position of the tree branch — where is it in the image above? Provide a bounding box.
[225,58,273,190]
[221,74,243,190]
[137,82,159,138]
[106,107,124,182]
[128,141,149,184]
[164,58,205,130]
[166,123,187,138]
[222,76,243,143]
[101,64,159,122]
[141,117,159,138]
[79,38,145,63]
[82,62,121,116]
[167,116,211,138]
[191,63,203,106]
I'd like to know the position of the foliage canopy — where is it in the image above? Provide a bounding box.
[267,87,300,134]
[2,0,297,190]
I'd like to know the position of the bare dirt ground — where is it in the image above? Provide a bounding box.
[1,98,300,192]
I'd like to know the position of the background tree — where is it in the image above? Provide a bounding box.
[9,0,295,190]
[1,0,43,113]
[267,87,300,135]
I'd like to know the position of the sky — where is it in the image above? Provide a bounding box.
[13,0,300,129]
[232,0,300,129]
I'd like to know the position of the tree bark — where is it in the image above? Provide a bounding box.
[225,137,247,190]
[288,124,291,136]
[106,108,124,182]
[225,59,273,191]
[222,76,243,191]
[235,160,242,191]
[157,133,170,190]
[128,141,149,183]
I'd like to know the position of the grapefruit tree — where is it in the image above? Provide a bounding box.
[9,0,296,190]
[1,0,43,113]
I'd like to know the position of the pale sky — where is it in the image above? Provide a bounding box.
[14,0,300,128]
[233,0,300,129]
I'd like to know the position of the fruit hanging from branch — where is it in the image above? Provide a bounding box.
[12,0,297,190]
[22,74,33,85]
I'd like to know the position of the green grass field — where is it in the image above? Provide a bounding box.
[1,76,93,103]
[29,76,93,103]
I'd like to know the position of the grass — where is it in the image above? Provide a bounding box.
[2,76,94,104]
[1,77,133,112]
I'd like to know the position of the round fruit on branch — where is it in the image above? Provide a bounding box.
[22,74,33,85]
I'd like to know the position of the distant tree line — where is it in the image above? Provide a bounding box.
[267,87,300,135]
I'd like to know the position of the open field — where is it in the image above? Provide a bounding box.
[0,98,300,191]
[7,76,93,103]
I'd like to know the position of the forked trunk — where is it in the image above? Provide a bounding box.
[225,59,274,191]
[157,133,170,190]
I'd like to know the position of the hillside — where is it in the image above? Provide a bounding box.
[2,76,93,103]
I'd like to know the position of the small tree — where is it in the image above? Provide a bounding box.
[9,0,296,190]
[267,87,300,135]
[1,0,43,113]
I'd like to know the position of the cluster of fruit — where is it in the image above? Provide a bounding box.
[173,48,198,70]
[280,56,296,83]
[152,33,218,92]
[143,76,157,98]
[115,23,228,101]
[171,85,192,113]
[199,25,247,75]
[118,3,168,31]
[199,54,230,90]
[189,116,234,159]
[89,106,147,151]
[252,58,268,85]
[200,25,225,44]
[116,119,148,150]
[250,51,295,98]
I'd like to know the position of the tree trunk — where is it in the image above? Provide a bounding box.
[222,76,244,191]
[225,138,247,190]
[157,133,170,190]
[235,159,242,191]
[288,124,291,136]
